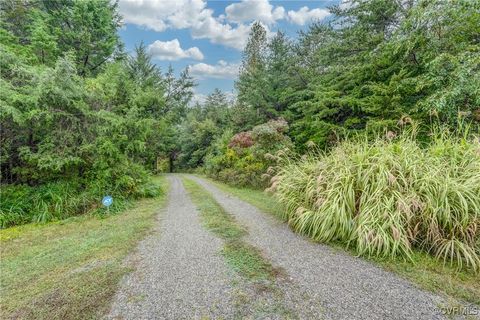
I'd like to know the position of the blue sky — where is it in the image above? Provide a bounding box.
[118,0,339,102]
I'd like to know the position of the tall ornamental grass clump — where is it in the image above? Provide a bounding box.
[270,133,480,271]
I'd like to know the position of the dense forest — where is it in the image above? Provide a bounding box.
[1,0,194,226]
[177,0,480,187]
[1,0,479,270]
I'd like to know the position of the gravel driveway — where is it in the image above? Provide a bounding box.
[107,176,235,319]
[188,175,451,320]
[107,174,476,320]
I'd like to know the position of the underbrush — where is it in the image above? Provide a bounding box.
[0,177,161,228]
[208,165,267,189]
[270,131,480,272]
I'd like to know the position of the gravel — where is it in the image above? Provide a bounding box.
[106,175,235,320]
[188,175,452,320]
[106,174,476,319]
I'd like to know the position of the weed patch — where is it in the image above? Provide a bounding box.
[222,242,279,281]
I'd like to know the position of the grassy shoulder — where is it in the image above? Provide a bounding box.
[0,175,169,320]
[203,176,480,306]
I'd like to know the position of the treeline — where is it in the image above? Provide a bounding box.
[174,0,480,270]
[0,0,193,226]
[176,0,479,187]
[1,0,479,230]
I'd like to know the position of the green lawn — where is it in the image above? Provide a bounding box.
[0,176,169,320]
[202,176,480,306]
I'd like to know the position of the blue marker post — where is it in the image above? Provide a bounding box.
[102,195,113,213]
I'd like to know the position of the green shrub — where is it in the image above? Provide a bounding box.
[0,176,161,228]
[205,119,292,188]
[271,131,480,271]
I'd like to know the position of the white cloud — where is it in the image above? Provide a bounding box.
[191,89,236,105]
[189,60,240,79]
[190,91,237,106]
[119,0,331,50]
[190,17,251,50]
[119,0,250,50]
[339,0,353,10]
[119,0,211,31]
[287,7,331,25]
[225,0,285,24]
[224,91,237,103]
[118,0,182,32]
[148,39,204,61]
[192,92,208,105]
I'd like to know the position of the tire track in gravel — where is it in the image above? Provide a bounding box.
[107,175,235,320]
[187,175,452,320]
[182,176,324,320]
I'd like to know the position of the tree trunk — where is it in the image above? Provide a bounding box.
[169,155,174,173]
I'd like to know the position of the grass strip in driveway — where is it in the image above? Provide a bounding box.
[0,176,169,320]
[182,177,277,281]
[202,176,480,307]
[182,177,300,318]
